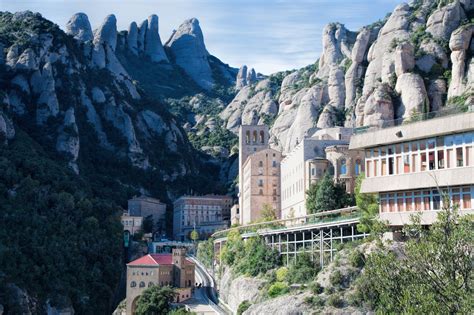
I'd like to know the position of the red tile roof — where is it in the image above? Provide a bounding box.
[127,254,193,266]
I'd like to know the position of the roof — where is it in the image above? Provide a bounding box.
[127,254,194,266]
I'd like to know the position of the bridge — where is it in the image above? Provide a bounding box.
[212,207,367,267]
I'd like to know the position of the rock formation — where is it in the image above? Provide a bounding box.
[127,22,139,55]
[448,24,474,98]
[235,65,248,90]
[426,1,465,40]
[144,14,168,62]
[166,18,214,89]
[65,12,93,42]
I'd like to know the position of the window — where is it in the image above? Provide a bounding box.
[340,159,347,175]
[272,160,277,167]
[253,131,257,143]
[456,148,463,167]
[260,130,265,144]
[245,131,250,144]
[130,281,137,288]
[258,161,263,167]
[139,281,145,288]
[258,179,263,187]
[355,160,361,175]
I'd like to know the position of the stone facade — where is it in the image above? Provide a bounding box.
[280,128,353,219]
[172,195,232,241]
[325,144,365,193]
[126,248,195,315]
[241,148,282,224]
[128,196,167,231]
[230,204,240,225]
[121,212,143,235]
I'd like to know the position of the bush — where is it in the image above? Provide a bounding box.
[329,270,344,288]
[268,282,289,298]
[276,267,288,282]
[309,282,323,295]
[349,250,366,268]
[327,293,344,308]
[303,295,324,307]
[286,252,320,284]
[237,300,252,315]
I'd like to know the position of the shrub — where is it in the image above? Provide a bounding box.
[286,252,321,284]
[327,293,344,308]
[276,267,288,282]
[329,270,344,288]
[268,281,290,298]
[237,300,252,315]
[349,250,366,268]
[309,282,323,295]
[303,295,324,307]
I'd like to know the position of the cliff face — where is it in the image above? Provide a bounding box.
[221,0,474,154]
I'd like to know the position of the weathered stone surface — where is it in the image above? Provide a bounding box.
[166,18,213,89]
[127,22,138,55]
[91,87,106,103]
[12,75,30,94]
[144,15,168,62]
[66,13,93,42]
[244,292,312,315]
[395,73,429,120]
[137,110,166,138]
[359,83,394,127]
[246,68,257,85]
[416,39,449,73]
[317,23,355,78]
[426,1,465,40]
[56,108,80,173]
[394,41,415,76]
[352,27,371,63]
[448,24,474,98]
[81,90,110,148]
[138,19,148,52]
[235,65,247,90]
[278,71,301,107]
[428,79,447,112]
[15,48,38,70]
[327,66,345,108]
[6,44,19,67]
[0,112,15,143]
[31,62,60,124]
[93,14,117,51]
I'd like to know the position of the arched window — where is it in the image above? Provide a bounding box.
[139,281,145,288]
[259,161,263,167]
[245,131,250,144]
[340,159,347,175]
[148,282,154,287]
[260,130,265,144]
[253,131,258,143]
[130,281,137,288]
[355,159,361,175]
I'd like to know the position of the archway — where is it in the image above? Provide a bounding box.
[131,296,140,315]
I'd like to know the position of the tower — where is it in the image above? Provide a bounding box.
[238,125,269,224]
[172,248,187,287]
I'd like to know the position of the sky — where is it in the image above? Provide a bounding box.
[1,0,401,74]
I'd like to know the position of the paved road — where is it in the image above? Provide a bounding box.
[185,257,229,315]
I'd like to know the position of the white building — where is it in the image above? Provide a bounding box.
[280,127,353,219]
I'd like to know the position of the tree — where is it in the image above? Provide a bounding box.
[286,252,320,284]
[354,173,380,233]
[142,215,154,234]
[306,175,354,213]
[235,236,281,276]
[357,201,473,314]
[220,229,245,266]
[197,238,214,268]
[190,229,199,242]
[135,286,176,315]
[259,203,277,222]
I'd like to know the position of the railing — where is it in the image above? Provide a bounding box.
[212,206,359,239]
[354,105,473,135]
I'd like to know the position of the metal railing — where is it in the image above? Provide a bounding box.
[354,105,473,135]
[211,206,359,239]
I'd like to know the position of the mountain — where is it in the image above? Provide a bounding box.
[221,0,474,154]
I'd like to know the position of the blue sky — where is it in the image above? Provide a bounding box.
[1,0,401,74]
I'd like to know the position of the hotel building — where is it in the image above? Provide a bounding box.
[172,195,232,241]
[349,111,474,226]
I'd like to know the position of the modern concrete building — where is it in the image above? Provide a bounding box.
[241,148,282,224]
[349,112,474,226]
[280,128,355,219]
[121,212,143,235]
[128,196,167,231]
[173,195,232,241]
[126,248,195,315]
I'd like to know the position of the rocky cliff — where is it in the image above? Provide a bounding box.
[221,0,474,154]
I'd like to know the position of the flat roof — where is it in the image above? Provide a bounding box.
[349,112,474,150]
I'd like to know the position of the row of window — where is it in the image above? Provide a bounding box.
[366,133,474,178]
[380,186,472,213]
[244,130,266,144]
[132,271,154,276]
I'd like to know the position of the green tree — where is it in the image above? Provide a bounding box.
[306,175,354,213]
[286,252,320,284]
[190,229,199,242]
[197,238,214,268]
[220,229,245,266]
[259,203,277,222]
[135,286,176,315]
[357,202,473,313]
[354,173,380,233]
[235,236,281,276]
[142,215,154,234]
[237,300,252,315]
